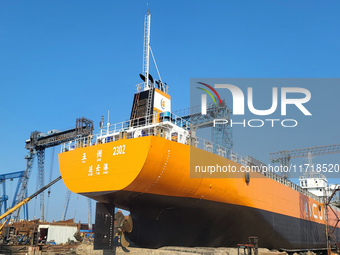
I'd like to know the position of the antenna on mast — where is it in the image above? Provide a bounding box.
[142,5,151,91]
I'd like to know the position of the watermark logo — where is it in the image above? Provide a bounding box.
[196,81,312,128]
[197,82,223,115]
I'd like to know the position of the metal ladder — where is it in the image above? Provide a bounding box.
[145,86,154,124]
[131,89,141,121]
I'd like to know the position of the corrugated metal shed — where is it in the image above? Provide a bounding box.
[39,224,77,244]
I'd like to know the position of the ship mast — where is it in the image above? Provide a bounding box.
[142,7,151,91]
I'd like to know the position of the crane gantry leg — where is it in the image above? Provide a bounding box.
[1,180,7,216]
[213,122,233,158]
[61,189,72,221]
[87,198,92,230]
[37,148,45,222]
[14,149,36,221]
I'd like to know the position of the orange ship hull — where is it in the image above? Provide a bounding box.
[59,135,340,249]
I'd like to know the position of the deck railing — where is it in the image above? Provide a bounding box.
[60,114,323,202]
[60,112,190,151]
[99,111,190,137]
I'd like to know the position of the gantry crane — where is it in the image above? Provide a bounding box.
[269,144,340,179]
[0,171,25,217]
[14,117,93,222]
[179,100,233,155]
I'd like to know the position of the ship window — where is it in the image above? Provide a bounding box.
[171,132,178,142]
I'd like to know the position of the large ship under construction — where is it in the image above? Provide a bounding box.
[58,9,340,250]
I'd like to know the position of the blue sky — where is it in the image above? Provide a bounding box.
[0,1,339,223]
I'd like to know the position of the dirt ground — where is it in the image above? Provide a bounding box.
[75,244,276,255]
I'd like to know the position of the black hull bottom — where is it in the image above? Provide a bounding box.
[90,191,340,249]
